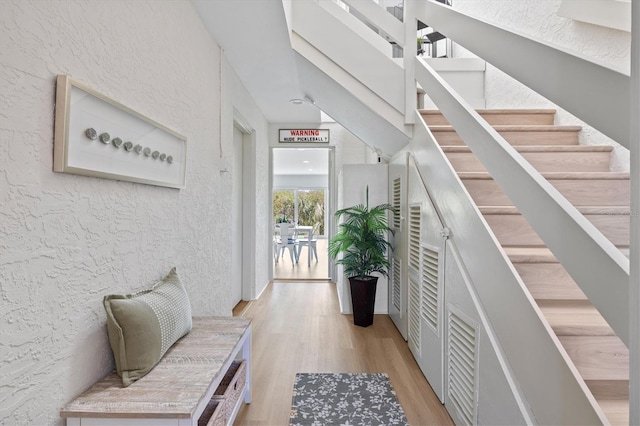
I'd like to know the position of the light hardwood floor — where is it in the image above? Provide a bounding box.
[234,281,453,425]
[273,238,330,280]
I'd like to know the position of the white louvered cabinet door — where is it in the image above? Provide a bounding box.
[406,160,447,403]
[447,305,479,425]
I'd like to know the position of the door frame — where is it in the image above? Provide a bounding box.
[234,110,256,301]
[269,145,336,281]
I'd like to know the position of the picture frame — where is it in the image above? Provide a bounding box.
[54,75,187,189]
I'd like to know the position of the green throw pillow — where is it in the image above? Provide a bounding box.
[103,267,192,387]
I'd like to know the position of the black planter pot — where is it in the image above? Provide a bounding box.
[349,276,378,327]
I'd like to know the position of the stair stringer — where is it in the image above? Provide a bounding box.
[291,0,405,112]
[406,112,608,424]
[292,34,411,156]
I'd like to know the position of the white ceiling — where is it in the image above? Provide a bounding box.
[193,0,321,124]
[193,1,410,158]
[273,148,329,175]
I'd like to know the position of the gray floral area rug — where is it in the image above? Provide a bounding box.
[289,373,409,426]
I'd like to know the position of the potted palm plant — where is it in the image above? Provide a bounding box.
[329,187,394,327]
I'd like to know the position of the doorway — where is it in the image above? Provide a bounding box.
[272,148,332,280]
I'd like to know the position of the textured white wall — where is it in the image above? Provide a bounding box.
[269,121,373,165]
[0,1,267,424]
[328,122,376,169]
[453,0,631,170]
[274,174,329,189]
[225,56,271,303]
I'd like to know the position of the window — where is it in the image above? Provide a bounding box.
[273,189,326,236]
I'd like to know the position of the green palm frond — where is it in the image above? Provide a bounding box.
[329,186,395,278]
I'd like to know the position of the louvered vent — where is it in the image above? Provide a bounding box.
[408,206,421,270]
[421,247,439,332]
[392,257,401,311]
[408,277,421,355]
[448,310,477,425]
[393,177,401,229]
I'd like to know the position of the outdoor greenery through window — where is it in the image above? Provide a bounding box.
[273,189,325,236]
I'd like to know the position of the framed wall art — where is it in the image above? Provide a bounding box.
[54,75,187,189]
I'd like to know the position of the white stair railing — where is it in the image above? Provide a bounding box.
[408,2,637,420]
[629,3,639,425]
[403,0,416,125]
[326,0,416,124]
[340,0,404,44]
[410,0,632,347]
[407,109,607,424]
[415,58,630,346]
[416,0,631,149]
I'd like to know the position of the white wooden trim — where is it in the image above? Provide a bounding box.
[292,2,405,113]
[629,1,639,423]
[404,0,416,124]
[341,0,405,44]
[415,0,632,149]
[314,0,392,57]
[415,57,630,346]
[233,114,257,301]
[243,325,252,404]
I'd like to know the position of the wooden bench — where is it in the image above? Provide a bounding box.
[61,316,251,426]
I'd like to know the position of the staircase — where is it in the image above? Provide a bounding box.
[421,109,630,425]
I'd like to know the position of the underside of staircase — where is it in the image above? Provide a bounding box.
[421,109,631,425]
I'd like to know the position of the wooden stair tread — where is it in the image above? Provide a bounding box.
[479,206,631,215]
[446,146,612,173]
[588,381,630,426]
[429,125,582,132]
[514,263,588,301]
[599,399,630,414]
[505,247,629,263]
[440,108,630,423]
[441,145,613,153]
[537,300,614,336]
[431,124,581,146]
[506,247,558,263]
[420,108,557,115]
[466,179,630,207]
[598,407,630,426]
[459,171,630,180]
[557,336,629,381]
[420,109,557,125]
[483,208,630,247]
[587,379,630,400]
